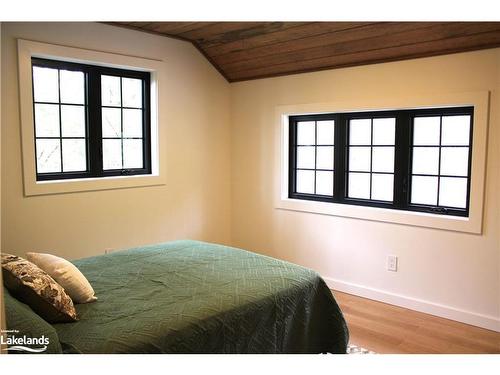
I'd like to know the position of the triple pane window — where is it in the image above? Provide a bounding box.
[289,107,473,217]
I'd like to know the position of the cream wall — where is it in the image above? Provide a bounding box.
[1,22,499,331]
[230,49,500,330]
[1,22,232,260]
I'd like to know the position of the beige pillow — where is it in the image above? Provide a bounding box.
[27,252,97,304]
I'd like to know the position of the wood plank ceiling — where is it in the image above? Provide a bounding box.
[111,22,500,82]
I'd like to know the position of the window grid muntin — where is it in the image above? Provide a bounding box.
[437,116,443,205]
[57,69,63,172]
[289,107,473,217]
[120,76,124,168]
[32,57,151,181]
[314,122,317,194]
[32,65,88,176]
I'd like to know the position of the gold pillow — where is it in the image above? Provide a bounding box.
[1,253,78,323]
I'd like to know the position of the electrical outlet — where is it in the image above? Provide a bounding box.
[387,255,398,272]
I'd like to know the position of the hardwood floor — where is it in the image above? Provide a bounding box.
[333,290,500,354]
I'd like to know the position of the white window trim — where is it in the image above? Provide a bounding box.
[18,39,167,196]
[274,91,489,234]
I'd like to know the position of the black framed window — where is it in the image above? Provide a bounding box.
[32,58,151,181]
[410,114,472,210]
[294,118,335,196]
[289,107,473,217]
[347,116,396,202]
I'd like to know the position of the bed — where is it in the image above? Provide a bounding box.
[4,240,349,354]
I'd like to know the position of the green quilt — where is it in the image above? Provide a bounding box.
[52,240,349,353]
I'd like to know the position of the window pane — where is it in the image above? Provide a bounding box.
[61,105,85,137]
[349,119,371,145]
[440,147,469,177]
[372,146,394,173]
[36,139,61,173]
[372,118,395,145]
[102,108,122,138]
[348,172,370,199]
[123,139,143,169]
[33,66,59,103]
[372,173,394,202]
[316,171,333,196]
[296,170,314,194]
[316,120,335,145]
[441,115,471,146]
[34,104,60,137]
[101,75,121,106]
[413,116,440,145]
[123,109,143,138]
[316,146,334,170]
[122,78,142,108]
[62,139,86,172]
[349,147,371,172]
[439,177,467,208]
[60,70,84,104]
[412,147,439,175]
[102,139,122,170]
[297,121,315,145]
[411,176,438,206]
[296,146,315,169]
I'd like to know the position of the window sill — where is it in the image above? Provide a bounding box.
[25,173,166,196]
[275,197,477,234]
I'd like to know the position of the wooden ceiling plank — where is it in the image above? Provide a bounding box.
[204,22,370,56]
[113,21,307,46]
[145,22,217,35]
[178,22,263,40]
[135,22,193,33]
[191,22,309,47]
[111,22,175,34]
[214,22,439,66]
[228,30,500,81]
[120,22,154,28]
[105,22,199,45]
[177,22,276,42]
[224,22,500,74]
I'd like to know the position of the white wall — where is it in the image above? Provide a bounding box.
[1,22,232,260]
[230,49,500,330]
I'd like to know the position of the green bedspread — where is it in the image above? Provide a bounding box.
[53,240,349,353]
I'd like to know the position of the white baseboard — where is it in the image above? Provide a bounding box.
[324,276,500,332]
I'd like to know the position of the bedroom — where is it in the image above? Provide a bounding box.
[0,1,499,372]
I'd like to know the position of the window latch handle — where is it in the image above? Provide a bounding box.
[430,207,448,214]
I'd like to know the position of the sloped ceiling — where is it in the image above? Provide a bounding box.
[111,22,500,82]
